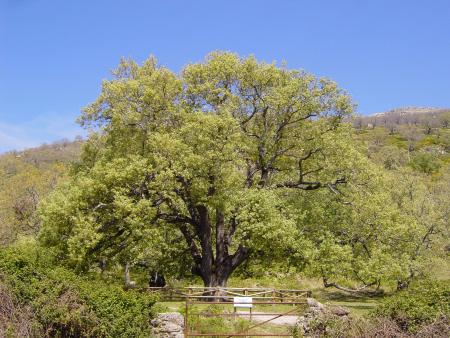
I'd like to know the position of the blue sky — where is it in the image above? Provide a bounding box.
[1,0,449,152]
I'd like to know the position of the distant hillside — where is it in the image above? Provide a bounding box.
[3,138,83,168]
[0,139,82,244]
[354,107,450,131]
[374,106,448,116]
[353,107,450,174]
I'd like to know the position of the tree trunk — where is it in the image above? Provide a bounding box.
[124,261,136,289]
[188,207,249,299]
[124,261,131,286]
[200,255,238,301]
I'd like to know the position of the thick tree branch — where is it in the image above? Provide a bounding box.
[323,277,380,294]
[230,245,250,272]
[178,223,202,266]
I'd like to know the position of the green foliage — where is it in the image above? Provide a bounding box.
[40,51,356,286]
[371,145,409,170]
[178,304,227,334]
[0,140,81,245]
[36,52,450,292]
[293,162,450,290]
[373,280,450,332]
[410,152,441,174]
[417,135,440,148]
[0,240,157,337]
[386,134,408,149]
[1,52,448,335]
[355,111,450,176]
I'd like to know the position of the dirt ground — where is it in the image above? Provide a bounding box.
[236,310,298,325]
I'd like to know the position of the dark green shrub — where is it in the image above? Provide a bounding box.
[373,280,450,332]
[0,242,157,337]
[410,152,441,174]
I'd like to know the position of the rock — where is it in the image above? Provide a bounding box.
[151,312,184,338]
[328,305,350,316]
[306,297,325,311]
[296,315,312,334]
[296,298,350,336]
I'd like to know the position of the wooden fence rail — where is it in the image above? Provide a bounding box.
[147,286,312,302]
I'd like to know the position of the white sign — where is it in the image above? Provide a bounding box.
[233,296,253,308]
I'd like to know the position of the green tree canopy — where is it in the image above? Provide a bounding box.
[40,52,361,287]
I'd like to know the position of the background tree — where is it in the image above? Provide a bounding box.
[292,164,449,293]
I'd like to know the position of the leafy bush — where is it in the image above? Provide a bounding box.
[0,241,157,337]
[306,315,449,338]
[301,280,449,337]
[373,280,450,332]
[410,152,441,174]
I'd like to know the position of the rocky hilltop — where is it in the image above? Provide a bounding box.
[373,106,449,117]
[354,106,450,129]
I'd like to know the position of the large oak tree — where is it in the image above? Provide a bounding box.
[40,52,355,287]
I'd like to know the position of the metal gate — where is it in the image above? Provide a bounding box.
[182,288,310,337]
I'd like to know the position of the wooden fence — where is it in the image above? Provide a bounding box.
[147,286,311,302]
